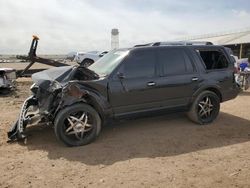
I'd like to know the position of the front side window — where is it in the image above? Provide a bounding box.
[122,49,156,78]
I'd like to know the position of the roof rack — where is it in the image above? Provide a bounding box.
[134,41,213,47]
[133,43,154,47]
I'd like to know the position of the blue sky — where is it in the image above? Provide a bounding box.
[0,0,250,54]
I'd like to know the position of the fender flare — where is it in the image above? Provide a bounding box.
[55,94,110,123]
[191,85,222,103]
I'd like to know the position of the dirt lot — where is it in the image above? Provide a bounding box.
[0,79,250,188]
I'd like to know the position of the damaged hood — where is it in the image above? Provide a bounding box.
[32,66,75,90]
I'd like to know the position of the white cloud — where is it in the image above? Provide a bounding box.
[232,9,250,18]
[0,0,250,54]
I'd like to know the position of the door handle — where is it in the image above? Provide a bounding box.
[192,77,199,81]
[147,82,156,86]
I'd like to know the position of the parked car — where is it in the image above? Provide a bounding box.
[74,51,108,67]
[66,51,77,61]
[0,68,16,94]
[8,43,240,146]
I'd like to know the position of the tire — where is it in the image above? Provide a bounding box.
[0,88,12,95]
[187,91,220,125]
[80,59,94,67]
[54,103,101,147]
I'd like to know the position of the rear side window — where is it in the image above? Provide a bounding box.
[196,49,229,70]
[123,50,156,78]
[158,48,194,76]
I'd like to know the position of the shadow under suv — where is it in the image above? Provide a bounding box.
[8,43,240,146]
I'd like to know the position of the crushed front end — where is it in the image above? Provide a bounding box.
[7,65,97,142]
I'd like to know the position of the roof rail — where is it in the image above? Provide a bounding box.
[134,41,213,47]
[133,43,154,47]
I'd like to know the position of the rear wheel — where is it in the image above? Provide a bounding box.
[187,91,220,125]
[54,103,101,147]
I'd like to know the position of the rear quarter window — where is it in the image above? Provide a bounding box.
[196,49,229,70]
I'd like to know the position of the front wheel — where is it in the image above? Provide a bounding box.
[187,91,220,125]
[54,103,101,147]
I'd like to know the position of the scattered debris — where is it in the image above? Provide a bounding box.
[99,178,105,183]
[0,67,16,94]
[229,169,242,177]
[16,35,70,77]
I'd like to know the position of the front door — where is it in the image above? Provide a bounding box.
[108,48,160,115]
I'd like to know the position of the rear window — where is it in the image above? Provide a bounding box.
[196,49,229,70]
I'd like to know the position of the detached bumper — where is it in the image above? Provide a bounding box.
[7,96,38,141]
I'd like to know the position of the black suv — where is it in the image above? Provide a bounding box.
[8,42,240,146]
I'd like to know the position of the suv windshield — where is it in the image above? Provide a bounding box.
[88,49,129,76]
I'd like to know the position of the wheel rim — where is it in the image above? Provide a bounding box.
[63,111,93,141]
[198,96,214,120]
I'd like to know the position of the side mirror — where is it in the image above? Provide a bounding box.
[117,72,125,79]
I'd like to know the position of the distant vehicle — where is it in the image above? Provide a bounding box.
[8,41,240,146]
[66,52,77,61]
[0,68,16,94]
[74,51,108,67]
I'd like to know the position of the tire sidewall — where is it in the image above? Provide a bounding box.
[195,91,220,124]
[54,103,101,147]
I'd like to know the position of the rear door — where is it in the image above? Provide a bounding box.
[153,47,200,107]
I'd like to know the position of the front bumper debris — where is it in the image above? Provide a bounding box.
[7,96,39,142]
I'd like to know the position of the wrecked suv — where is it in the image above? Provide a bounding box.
[8,43,240,146]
